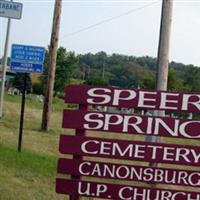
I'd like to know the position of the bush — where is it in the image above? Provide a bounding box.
[85,77,108,86]
[32,82,44,95]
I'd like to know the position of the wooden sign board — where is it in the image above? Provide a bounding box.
[56,85,200,199]
[56,179,200,200]
[59,135,200,167]
[65,85,200,113]
[58,159,200,188]
[63,109,200,139]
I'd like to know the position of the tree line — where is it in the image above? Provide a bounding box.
[5,46,200,95]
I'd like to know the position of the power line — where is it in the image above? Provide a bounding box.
[60,0,161,40]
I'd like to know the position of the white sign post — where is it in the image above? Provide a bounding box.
[0,0,23,118]
[0,0,23,19]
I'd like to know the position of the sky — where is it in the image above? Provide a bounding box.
[1,0,200,66]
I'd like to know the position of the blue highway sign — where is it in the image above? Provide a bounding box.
[11,44,45,73]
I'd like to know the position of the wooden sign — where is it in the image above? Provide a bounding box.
[56,85,200,199]
[63,109,200,139]
[58,159,200,188]
[56,179,200,200]
[65,85,200,113]
[59,135,200,167]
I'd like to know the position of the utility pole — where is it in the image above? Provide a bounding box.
[156,0,173,102]
[41,0,62,131]
[146,0,173,168]
[155,0,173,140]
[0,4,12,118]
[146,0,173,144]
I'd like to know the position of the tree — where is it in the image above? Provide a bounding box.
[136,56,157,71]
[41,47,77,96]
[184,67,200,92]
[167,69,184,91]
[32,82,44,95]
[85,77,108,86]
[64,51,200,93]
[54,47,77,95]
[142,77,155,89]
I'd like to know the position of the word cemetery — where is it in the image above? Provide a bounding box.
[56,85,200,200]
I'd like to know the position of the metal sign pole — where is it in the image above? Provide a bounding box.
[0,0,23,118]
[0,15,12,118]
[17,73,27,152]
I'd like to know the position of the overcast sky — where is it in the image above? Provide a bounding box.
[1,0,200,66]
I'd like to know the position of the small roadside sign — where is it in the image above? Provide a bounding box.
[0,0,23,19]
[10,44,45,152]
[11,44,45,74]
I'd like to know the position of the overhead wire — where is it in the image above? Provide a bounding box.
[60,0,161,40]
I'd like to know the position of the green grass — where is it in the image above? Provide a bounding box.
[0,144,56,177]
[4,94,67,112]
[0,144,67,200]
[0,94,69,200]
